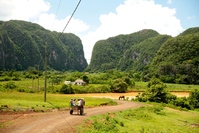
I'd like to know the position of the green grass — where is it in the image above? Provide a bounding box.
[134,81,199,92]
[0,78,45,93]
[166,83,199,92]
[1,79,199,93]
[0,92,117,112]
[78,105,199,133]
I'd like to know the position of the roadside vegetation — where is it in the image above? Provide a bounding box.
[0,92,117,112]
[78,105,199,133]
[135,78,199,110]
[75,78,199,132]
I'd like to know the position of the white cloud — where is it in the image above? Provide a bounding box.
[35,13,89,34]
[0,0,50,21]
[167,0,172,4]
[0,0,89,34]
[81,0,183,63]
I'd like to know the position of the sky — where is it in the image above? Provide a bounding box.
[0,0,199,64]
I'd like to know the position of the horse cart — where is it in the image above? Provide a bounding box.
[70,98,85,115]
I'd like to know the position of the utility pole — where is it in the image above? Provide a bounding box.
[38,64,40,92]
[44,42,47,102]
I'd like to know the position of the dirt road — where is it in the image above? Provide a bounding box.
[0,100,143,133]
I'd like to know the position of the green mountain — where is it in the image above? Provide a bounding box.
[0,20,88,71]
[87,29,161,72]
[87,27,199,84]
[145,27,199,84]
[118,34,171,71]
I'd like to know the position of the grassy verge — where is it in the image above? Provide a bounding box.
[134,81,199,92]
[78,105,199,133]
[0,92,117,112]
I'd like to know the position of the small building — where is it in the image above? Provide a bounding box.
[64,81,71,85]
[74,79,86,86]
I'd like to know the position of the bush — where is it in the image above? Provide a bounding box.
[72,85,111,94]
[17,88,25,92]
[188,89,199,109]
[136,78,176,103]
[0,76,11,81]
[4,82,17,90]
[123,77,135,87]
[171,89,199,110]
[97,85,111,93]
[159,75,175,83]
[60,84,74,94]
[48,86,60,93]
[110,78,128,93]
[72,86,87,93]
[172,97,191,109]
[12,77,21,81]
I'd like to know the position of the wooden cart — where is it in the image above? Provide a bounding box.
[70,99,85,115]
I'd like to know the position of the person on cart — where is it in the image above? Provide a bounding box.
[70,98,76,107]
[69,98,85,115]
[77,99,82,110]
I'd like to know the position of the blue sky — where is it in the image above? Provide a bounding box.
[47,0,199,31]
[0,0,198,63]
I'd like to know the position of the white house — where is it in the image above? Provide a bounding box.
[64,81,71,85]
[74,79,86,86]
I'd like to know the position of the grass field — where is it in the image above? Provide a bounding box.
[1,78,199,93]
[0,92,117,112]
[1,82,199,132]
[134,81,199,92]
[1,79,198,112]
[78,105,199,133]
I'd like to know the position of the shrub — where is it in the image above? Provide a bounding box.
[48,86,60,93]
[0,76,11,81]
[60,84,74,94]
[188,89,199,109]
[136,78,176,103]
[159,75,175,83]
[73,86,87,94]
[110,78,128,93]
[97,85,111,93]
[17,88,25,92]
[172,97,191,109]
[12,77,21,81]
[82,75,89,84]
[123,77,135,87]
[4,82,17,90]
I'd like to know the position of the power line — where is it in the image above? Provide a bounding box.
[59,0,82,39]
[44,0,63,103]
[44,1,83,132]
[50,0,63,30]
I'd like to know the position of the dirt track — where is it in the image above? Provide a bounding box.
[0,100,143,133]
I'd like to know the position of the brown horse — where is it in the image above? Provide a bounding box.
[119,96,125,100]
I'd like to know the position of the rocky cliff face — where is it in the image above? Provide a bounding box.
[0,20,88,71]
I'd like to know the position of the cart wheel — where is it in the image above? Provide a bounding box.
[80,108,83,115]
[70,110,73,115]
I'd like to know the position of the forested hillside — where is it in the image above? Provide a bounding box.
[118,34,171,71]
[1,20,198,84]
[87,29,160,72]
[145,27,199,84]
[87,27,199,84]
[0,20,87,71]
